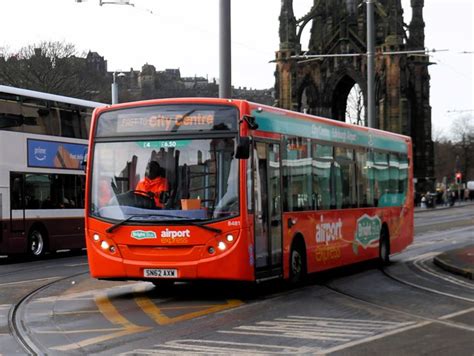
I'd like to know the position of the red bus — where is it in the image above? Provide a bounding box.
[85,98,413,284]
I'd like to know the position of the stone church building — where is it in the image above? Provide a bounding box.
[275,0,434,191]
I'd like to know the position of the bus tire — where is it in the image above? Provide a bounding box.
[289,238,307,284]
[379,226,390,267]
[28,228,47,257]
[151,280,174,288]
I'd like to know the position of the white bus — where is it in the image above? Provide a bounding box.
[0,85,105,257]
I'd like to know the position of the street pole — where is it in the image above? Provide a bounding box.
[366,0,375,128]
[219,0,231,98]
[111,72,118,104]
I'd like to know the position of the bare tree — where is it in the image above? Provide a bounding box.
[0,41,108,100]
[433,115,474,184]
[345,83,366,126]
[451,115,474,182]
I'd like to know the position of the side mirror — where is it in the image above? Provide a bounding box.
[235,136,250,159]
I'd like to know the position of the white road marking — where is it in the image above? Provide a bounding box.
[319,321,432,354]
[35,282,150,303]
[220,329,350,341]
[64,263,89,267]
[439,307,474,320]
[404,251,440,262]
[119,340,318,355]
[122,316,429,355]
[414,255,474,290]
[220,316,418,343]
[286,315,407,324]
[0,277,59,287]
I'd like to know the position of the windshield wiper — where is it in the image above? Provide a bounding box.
[169,220,222,234]
[105,214,188,233]
[171,109,195,132]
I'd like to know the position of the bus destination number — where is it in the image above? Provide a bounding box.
[144,268,177,278]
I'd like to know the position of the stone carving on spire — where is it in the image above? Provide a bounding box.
[279,0,298,51]
[408,0,425,49]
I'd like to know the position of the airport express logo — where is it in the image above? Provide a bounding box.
[161,229,191,239]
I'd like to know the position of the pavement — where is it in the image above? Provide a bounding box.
[415,200,474,280]
[433,244,474,280]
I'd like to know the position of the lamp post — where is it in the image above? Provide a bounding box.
[219,0,231,98]
[366,0,375,128]
[111,71,125,104]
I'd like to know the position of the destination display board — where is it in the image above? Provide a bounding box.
[96,104,238,137]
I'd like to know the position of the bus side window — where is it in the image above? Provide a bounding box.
[355,149,374,207]
[311,142,332,210]
[283,137,312,212]
[10,173,24,210]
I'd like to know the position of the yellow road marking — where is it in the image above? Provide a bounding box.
[51,283,243,351]
[134,288,243,325]
[51,292,150,351]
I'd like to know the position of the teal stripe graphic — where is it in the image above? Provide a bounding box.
[252,110,408,153]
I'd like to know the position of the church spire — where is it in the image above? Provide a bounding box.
[408,0,425,49]
[279,0,298,51]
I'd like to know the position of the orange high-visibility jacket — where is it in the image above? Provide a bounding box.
[135,177,169,208]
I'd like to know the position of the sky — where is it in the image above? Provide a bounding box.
[1,0,472,135]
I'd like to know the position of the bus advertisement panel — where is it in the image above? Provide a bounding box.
[0,85,105,257]
[85,98,413,285]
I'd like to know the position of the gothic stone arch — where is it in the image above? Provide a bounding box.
[275,0,434,191]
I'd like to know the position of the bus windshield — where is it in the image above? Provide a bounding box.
[90,137,239,222]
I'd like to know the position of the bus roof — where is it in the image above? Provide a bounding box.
[91,97,410,151]
[0,84,106,108]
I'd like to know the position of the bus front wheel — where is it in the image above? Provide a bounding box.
[151,280,175,289]
[28,229,46,257]
[289,242,306,284]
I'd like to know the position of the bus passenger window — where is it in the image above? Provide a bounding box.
[355,149,374,207]
[10,173,24,210]
[311,142,332,210]
[283,137,312,211]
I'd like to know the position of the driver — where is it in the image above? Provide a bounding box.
[135,161,169,208]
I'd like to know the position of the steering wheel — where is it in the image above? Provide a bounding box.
[132,190,155,199]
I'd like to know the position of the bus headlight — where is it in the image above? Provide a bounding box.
[93,234,100,242]
[226,234,234,242]
[217,241,227,251]
[100,240,110,250]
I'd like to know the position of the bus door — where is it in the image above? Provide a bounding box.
[10,172,26,233]
[253,141,283,279]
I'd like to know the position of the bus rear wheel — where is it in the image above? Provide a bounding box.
[289,243,306,284]
[28,229,46,257]
[379,228,390,267]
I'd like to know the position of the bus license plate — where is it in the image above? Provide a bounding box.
[144,269,177,278]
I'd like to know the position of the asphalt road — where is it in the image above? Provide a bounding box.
[1,205,473,355]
